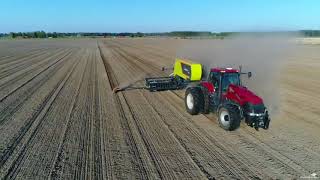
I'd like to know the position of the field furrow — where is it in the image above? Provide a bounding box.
[99,43,162,179]
[3,50,84,179]
[0,38,319,179]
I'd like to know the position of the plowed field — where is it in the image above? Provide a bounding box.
[0,38,319,179]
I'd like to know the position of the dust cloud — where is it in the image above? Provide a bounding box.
[177,34,300,114]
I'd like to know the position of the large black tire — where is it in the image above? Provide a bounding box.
[201,87,210,114]
[185,88,203,115]
[218,104,241,131]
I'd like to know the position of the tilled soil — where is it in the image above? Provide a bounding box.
[0,38,319,179]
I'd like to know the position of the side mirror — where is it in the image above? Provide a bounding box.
[248,72,252,78]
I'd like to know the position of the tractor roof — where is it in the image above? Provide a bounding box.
[210,67,239,73]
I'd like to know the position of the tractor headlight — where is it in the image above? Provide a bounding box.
[248,112,265,117]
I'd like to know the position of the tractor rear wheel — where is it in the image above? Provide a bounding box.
[201,87,210,114]
[218,104,241,131]
[185,88,203,115]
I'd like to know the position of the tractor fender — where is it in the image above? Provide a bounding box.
[186,82,211,92]
[200,81,215,93]
[186,82,201,89]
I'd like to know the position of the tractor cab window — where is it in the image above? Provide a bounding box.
[209,72,220,91]
[221,73,240,92]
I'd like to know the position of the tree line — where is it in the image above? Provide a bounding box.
[0,31,240,38]
[1,30,320,39]
[300,30,320,37]
[0,31,80,39]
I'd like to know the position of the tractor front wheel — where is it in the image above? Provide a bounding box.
[218,105,241,131]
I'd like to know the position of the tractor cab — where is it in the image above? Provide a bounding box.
[201,67,243,112]
[208,68,241,94]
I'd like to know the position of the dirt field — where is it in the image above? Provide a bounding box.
[0,38,319,179]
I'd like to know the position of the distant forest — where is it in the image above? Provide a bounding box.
[1,30,320,39]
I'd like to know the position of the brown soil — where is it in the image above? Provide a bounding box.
[0,38,319,179]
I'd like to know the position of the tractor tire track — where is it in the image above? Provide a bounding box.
[105,40,268,179]
[48,51,89,179]
[169,90,311,178]
[0,49,78,149]
[0,49,59,79]
[104,38,318,179]
[48,50,105,180]
[0,50,74,127]
[1,38,318,179]
[99,42,160,179]
[3,50,82,179]
[141,90,266,179]
[0,48,64,80]
[0,47,51,66]
[0,49,81,179]
[0,49,73,102]
[101,41,209,179]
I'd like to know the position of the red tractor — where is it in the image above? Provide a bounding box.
[114,59,270,131]
[185,67,270,130]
